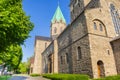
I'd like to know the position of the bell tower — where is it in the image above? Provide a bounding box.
[51,5,66,40]
[70,0,85,22]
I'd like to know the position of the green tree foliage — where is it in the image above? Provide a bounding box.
[0,44,23,73]
[17,56,34,74]
[17,62,28,74]
[0,0,34,52]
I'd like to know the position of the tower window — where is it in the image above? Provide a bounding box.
[94,22,97,30]
[78,3,80,7]
[60,27,63,32]
[77,46,82,60]
[54,27,57,33]
[99,24,103,31]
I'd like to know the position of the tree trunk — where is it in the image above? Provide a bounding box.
[1,65,6,75]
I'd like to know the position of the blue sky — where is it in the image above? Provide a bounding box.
[22,0,70,62]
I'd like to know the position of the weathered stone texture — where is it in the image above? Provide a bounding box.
[33,36,51,74]
[89,34,117,78]
[84,0,119,78]
[57,13,93,77]
[33,0,120,79]
[42,40,59,74]
[111,37,120,74]
[42,42,54,73]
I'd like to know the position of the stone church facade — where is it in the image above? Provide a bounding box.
[33,0,120,78]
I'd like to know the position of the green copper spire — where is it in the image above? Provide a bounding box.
[51,5,66,23]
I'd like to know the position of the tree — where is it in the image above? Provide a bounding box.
[0,44,23,74]
[17,62,28,74]
[0,0,34,52]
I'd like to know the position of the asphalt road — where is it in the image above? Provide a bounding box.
[9,76,27,80]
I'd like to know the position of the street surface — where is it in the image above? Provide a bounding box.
[9,74,50,80]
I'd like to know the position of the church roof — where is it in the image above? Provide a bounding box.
[110,35,120,42]
[35,36,51,41]
[51,5,66,23]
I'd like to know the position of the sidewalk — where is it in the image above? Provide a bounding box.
[9,74,50,80]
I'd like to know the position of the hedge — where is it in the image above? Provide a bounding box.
[30,74,41,77]
[42,74,89,80]
[93,75,120,80]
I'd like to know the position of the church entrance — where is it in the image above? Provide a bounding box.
[97,60,105,78]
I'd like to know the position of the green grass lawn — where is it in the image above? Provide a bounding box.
[0,75,11,80]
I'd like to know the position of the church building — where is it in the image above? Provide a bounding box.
[33,0,120,78]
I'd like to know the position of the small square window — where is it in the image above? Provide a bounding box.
[107,49,110,55]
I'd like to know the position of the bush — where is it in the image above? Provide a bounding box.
[30,74,40,77]
[93,75,120,80]
[42,74,89,80]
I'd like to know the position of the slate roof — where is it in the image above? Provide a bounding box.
[35,36,51,41]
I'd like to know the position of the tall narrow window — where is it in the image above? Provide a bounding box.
[110,4,120,34]
[99,24,103,31]
[78,3,80,7]
[66,53,69,63]
[77,46,82,60]
[61,56,63,64]
[54,27,57,33]
[94,22,97,30]
[107,49,110,55]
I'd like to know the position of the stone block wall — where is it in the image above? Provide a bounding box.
[57,13,93,77]
[33,36,51,74]
[111,37,120,74]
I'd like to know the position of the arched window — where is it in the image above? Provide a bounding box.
[99,24,103,31]
[110,4,120,34]
[54,27,57,33]
[61,56,63,64]
[93,19,108,36]
[94,22,97,30]
[66,53,69,63]
[74,0,78,7]
[78,3,80,7]
[77,46,82,60]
